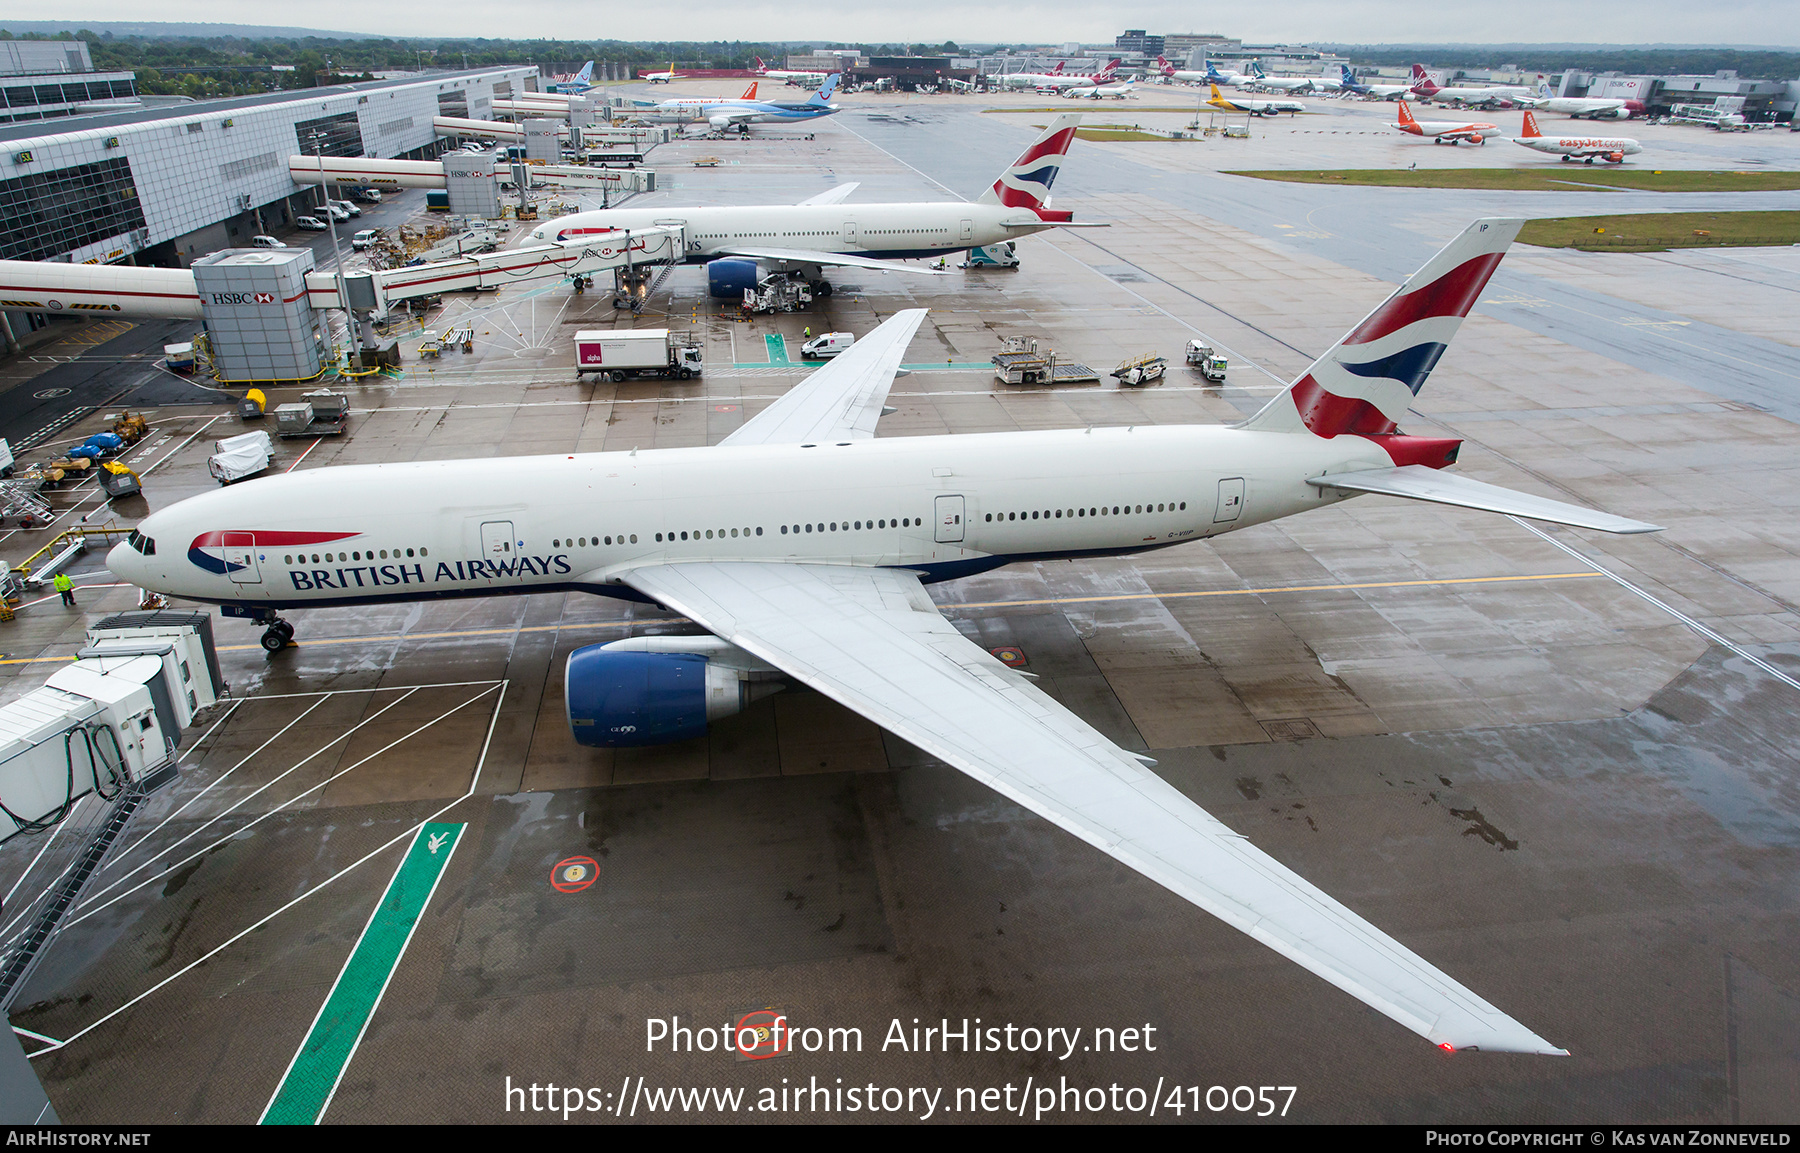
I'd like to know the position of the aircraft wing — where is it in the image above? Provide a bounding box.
[616,559,1569,1056]
[797,182,860,206]
[717,308,926,446]
[1308,465,1662,533]
[713,246,952,274]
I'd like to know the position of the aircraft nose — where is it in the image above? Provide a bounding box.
[106,539,139,580]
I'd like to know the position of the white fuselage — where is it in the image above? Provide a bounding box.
[1514,134,1641,159]
[526,201,1058,260]
[1534,97,1632,119]
[1432,85,1534,106]
[109,426,1384,610]
[1003,72,1101,90]
[762,70,827,84]
[1212,92,1306,116]
[1253,74,1320,93]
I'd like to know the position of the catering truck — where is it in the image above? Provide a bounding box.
[573,329,704,381]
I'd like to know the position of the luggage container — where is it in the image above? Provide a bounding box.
[274,390,349,438]
[163,342,196,373]
[208,431,273,485]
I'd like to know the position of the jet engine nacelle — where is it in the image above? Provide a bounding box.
[565,636,786,747]
[1606,151,1625,163]
[707,258,760,300]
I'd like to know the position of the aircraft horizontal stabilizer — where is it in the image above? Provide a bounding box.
[1308,465,1662,534]
[715,246,952,274]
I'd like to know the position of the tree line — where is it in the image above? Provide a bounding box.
[1330,45,1800,82]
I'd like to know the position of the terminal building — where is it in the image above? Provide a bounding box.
[0,60,537,269]
[0,40,139,126]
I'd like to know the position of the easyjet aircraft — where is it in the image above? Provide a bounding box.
[1392,99,1499,144]
[1512,109,1642,163]
[113,218,1656,1056]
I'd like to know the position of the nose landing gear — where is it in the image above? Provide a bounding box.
[258,615,295,653]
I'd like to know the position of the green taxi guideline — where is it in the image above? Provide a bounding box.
[765,333,792,364]
[260,822,466,1125]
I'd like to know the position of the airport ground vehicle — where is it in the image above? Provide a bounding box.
[273,390,349,438]
[321,203,351,222]
[163,343,196,373]
[351,229,380,251]
[1113,352,1166,385]
[802,332,855,358]
[1186,340,1228,381]
[574,329,704,381]
[352,187,382,204]
[0,437,12,478]
[295,216,327,231]
[250,235,282,249]
[327,199,362,218]
[209,432,274,485]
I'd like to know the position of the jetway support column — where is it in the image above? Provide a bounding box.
[191,248,328,383]
[442,153,500,218]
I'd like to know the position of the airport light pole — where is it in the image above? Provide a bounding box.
[307,130,354,368]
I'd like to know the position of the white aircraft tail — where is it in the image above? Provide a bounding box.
[1238,218,1523,454]
[976,114,1082,211]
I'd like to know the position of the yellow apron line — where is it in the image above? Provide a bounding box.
[0,572,1603,665]
[950,570,1606,609]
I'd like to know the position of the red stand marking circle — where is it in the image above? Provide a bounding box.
[735,1009,786,1059]
[551,855,599,892]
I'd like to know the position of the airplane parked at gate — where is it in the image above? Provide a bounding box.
[627,77,828,132]
[1066,79,1135,100]
[1337,65,1419,100]
[546,61,597,95]
[1519,81,1642,120]
[1000,59,1122,91]
[111,217,1654,1058]
[1392,99,1498,144]
[1411,68,1536,109]
[754,57,830,85]
[1158,57,1248,86]
[1247,61,1335,93]
[523,114,1107,292]
[1206,83,1305,117]
[1512,110,1641,162]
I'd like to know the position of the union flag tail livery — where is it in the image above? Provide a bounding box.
[978,114,1081,210]
[1520,109,1543,138]
[1241,218,1523,452]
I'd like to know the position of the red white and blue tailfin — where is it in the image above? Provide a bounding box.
[977,113,1081,212]
[1239,218,1523,463]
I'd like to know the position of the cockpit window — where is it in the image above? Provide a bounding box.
[127,529,155,556]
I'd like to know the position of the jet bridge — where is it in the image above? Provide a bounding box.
[0,225,682,382]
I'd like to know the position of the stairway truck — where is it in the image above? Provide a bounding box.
[574,329,703,381]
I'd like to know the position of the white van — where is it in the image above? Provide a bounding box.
[250,235,283,248]
[351,228,380,250]
[801,332,855,358]
[328,199,362,218]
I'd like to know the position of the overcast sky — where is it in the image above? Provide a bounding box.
[7,2,1796,48]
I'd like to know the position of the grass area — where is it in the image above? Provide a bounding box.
[1518,210,1800,251]
[1225,168,1800,193]
[1029,123,1192,142]
[986,105,1200,114]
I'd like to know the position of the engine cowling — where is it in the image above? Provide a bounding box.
[707,258,760,300]
[565,637,786,747]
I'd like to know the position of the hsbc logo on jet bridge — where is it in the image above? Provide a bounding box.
[210,291,277,305]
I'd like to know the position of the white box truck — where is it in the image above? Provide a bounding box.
[574,329,703,381]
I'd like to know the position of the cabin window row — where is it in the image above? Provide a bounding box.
[654,527,765,542]
[285,547,427,564]
[779,517,916,534]
[984,502,1186,523]
[552,536,638,547]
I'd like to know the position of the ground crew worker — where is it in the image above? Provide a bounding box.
[803,326,812,339]
[52,572,74,607]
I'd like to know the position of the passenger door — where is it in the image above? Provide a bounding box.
[222,531,261,584]
[1214,478,1245,524]
[480,520,518,579]
[934,495,965,544]
[840,221,857,248]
